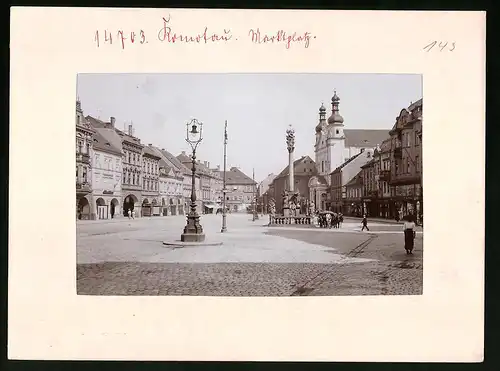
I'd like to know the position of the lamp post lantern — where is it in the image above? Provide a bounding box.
[181,119,205,243]
[221,121,228,233]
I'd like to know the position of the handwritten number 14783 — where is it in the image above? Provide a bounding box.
[423,41,455,52]
[94,30,147,49]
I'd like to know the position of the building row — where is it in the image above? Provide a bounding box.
[76,100,256,220]
[260,91,423,221]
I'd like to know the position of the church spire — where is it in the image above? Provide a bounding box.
[316,102,327,133]
[328,89,344,125]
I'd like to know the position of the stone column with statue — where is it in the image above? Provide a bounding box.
[282,125,300,218]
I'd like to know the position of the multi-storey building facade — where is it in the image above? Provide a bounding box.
[360,158,377,216]
[220,167,257,213]
[158,161,184,216]
[140,145,161,216]
[389,99,423,220]
[150,146,185,216]
[329,149,373,213]
[344,173,363,216]
[86,117,144,217]
[209,165,224,208]
[90,127,123,219]
[76,100,95,220]
[373,139,393,218]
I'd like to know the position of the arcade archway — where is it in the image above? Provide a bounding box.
[96,198,107,219]
[77,197,91,220]
[123,194,138,216]
[110,198,119,219]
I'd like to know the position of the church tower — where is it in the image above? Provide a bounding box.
[314,102,328,175]
[325,90,346,173]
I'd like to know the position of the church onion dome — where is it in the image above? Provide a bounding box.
[328,113,344,125]
[328,90,344,125]
[319,103,326,113]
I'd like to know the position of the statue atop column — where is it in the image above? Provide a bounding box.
[286,125,295,153]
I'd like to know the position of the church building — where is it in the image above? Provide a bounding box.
[308,90,389,211]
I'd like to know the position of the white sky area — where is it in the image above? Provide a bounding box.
[77,73,422,182]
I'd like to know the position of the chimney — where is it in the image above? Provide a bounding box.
[128,123,133,136]
[207,161,210,168]
[162,148,165,151]
[181,151,186,155]
[110,116,116,128]
[148,143,152,146]
[217,165,220,171]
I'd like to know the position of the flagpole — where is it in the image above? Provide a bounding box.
[221,121,228,233]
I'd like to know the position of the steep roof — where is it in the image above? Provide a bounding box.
[223,167,256,185]
[96,127,123,153]
[92,128,122,156]
[360,158,376,169]
[143,145,161,159]
[86,115,109,129]
[345,172,363,187]
[154,147,191,175]
[176,152,213,177]
[344,129,389,148]
[331,152,363,174]
[276,155,317,178]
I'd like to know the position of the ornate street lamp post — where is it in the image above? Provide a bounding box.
[181,119,205,243]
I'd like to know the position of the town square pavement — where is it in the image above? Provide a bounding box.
[77,214,423,296]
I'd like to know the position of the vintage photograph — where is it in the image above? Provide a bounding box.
[76,73,423,296]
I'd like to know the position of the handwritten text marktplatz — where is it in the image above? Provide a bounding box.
[248,28,314,49]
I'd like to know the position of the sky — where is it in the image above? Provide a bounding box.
[77,73,422,182]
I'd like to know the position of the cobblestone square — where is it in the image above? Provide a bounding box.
[77,214,423,296]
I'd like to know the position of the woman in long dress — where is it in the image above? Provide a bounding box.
[403,216,416,254]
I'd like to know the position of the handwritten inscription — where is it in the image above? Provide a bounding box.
[248,28,314,49]
[157,15,232,44]
[423,41,455,52]
[94,14,315,50]
[95,30,147,49]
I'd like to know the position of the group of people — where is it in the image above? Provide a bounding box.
[127,208,136,219]
[315,212,344,229]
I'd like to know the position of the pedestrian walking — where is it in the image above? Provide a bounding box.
[403,215,416,254]
[132,209,136,219]
[127,209,131,219]
[361,215,370,231]
[339,213,344,228]
[325,213,332,228]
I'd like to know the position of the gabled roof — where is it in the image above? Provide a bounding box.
[92,128,122,156]
[176,152,213,177]
[345,172,363,187]
[143,145,161,159]
[223,167,256,185]
[276,155,317,179]
[86,115,109,129]
[153,147,191,175]
[331,152,363,174]
[360,158,376,169]
[344,129,389,148]
[95,127,123,154]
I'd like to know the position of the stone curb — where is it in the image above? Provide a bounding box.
[162,240,224,248]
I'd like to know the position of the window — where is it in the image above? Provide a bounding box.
[407,158,411,173]
[416,155,420,172]
[78,140,83,154]
[82,167,87,182]
[86,143,90,154]
[336,129,339,135]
